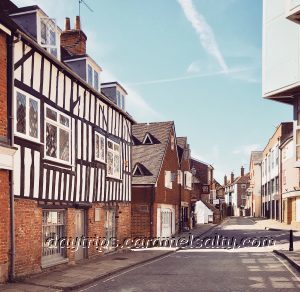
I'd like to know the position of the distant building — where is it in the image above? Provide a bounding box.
[224,167,250,216]
[261,123,293,220]
[248,151,263,217]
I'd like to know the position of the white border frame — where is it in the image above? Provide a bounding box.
[95,132,106,163]
[14,87,41,144]
[44,104,71,165]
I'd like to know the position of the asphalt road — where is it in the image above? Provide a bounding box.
[77,217,300,292]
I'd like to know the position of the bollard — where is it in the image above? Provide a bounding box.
[289,229,294,252]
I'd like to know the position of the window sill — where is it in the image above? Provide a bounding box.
[41,256,68,269]
[14,133,43,145]
[43,158,74,169]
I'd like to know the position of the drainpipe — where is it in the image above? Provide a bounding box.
[279,147,283,222]
[7,33,17,281]
[150,185,155,238]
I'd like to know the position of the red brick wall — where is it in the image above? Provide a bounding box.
[0,31,7,140]
[14,199,42,276]
[116,202,131,244]
[87,203,105,257]
[131,187,152,237]
[66,208,76,264]
[0,171,9,283]
[131,202,151,238]
[156,128,180,206]
[0,30,9,283]
[61,30,87,56]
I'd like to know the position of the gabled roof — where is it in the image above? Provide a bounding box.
[132,121,174,185]
[176,137,187,163]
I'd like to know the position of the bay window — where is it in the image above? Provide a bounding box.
[107,139,121,179]
[15,90,40,142]
[45,106,71,163]
[95,132,105,163]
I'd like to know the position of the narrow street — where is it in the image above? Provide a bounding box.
[78,217,300,292]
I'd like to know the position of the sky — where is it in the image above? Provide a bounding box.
[14,0,292,182]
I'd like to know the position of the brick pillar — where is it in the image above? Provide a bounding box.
[0,170,9,283]
[0,30,9,283]
[66,208,76,264]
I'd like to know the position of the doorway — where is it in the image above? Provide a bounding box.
[105,209,116,253]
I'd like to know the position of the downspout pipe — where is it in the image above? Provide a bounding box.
[150,185,155,239]
[7,33,16,282]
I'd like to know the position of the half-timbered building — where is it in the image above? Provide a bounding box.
[0,0,133,279]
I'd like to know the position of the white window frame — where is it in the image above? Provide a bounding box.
[37,15,61,60]
[86,62,100,91]
[95,132,106,163]
[184,171,192,190]
[44,105,71,164]
[14,88,40,143]
[107,138,121,179]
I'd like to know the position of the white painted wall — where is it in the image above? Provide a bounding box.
[263,0,300,96]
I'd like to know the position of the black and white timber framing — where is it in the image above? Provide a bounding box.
[12,34,133,204]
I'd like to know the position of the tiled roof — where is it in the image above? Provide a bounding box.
[132,121,174,185]
[177,137,187,162]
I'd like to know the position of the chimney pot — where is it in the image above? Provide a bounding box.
[224,175,227,186]
[231,172,234,183]
[65,17,70,31]
[241,166,244,177]
[75,16,81,30]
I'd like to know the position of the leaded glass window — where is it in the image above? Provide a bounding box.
[15,90,40,141]
[16,92,26,134]
[95,132,105,162]
[45,106,71,163]
[46,123,57,158]
[107,139,121,179]
[29,99,38,138]
[87,64,93,86]
[94,71,99,91]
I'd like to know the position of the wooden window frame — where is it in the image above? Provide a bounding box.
[14,88,41,143]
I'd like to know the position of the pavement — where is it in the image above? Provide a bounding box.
[74,217,300,291]
[0,223,216,292]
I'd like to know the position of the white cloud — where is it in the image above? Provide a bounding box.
[232,144,261,156]
[128,66,250,86]
[177,0,228,73]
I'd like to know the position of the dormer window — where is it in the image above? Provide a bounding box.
[87,63,100,91]
[116,91,125,110]
[39,17,60,59]
[143,133,153,145]
[133,164,144,176]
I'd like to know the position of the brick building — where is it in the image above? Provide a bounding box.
[176,137,192,230]
[224,167,250,216]
[248,151,263,217]
[261,123,293,220]
[0,0,133,281]
[131,122,186,238]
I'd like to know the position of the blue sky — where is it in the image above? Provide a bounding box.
[14,0,292,181]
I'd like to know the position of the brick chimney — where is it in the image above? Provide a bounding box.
[224,175,227,186]
[61,16,87,56]
[241,166,244,177]
[231,172,234,183]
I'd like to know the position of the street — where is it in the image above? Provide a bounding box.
[77,217,300,292]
